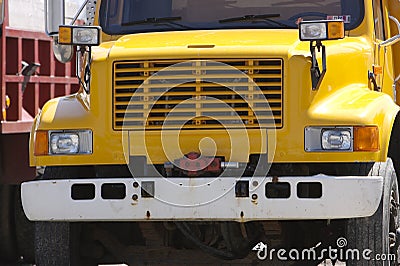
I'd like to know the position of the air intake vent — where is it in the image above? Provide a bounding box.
[113,59,283,130]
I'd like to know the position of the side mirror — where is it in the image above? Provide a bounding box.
[45,0,65,36]
[53,37,73,63]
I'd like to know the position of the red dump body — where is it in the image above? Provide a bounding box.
[0,0,78,184]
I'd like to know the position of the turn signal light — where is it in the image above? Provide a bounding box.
[327,21,345,39]
[353,126,379,152]
[34,131,49,156]
[58,26,72,44]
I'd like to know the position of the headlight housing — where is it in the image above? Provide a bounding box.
[299,20,344,41]
[305,126,379,152]
[50,133,79,154]
[58,25,101,46]
[300,22,327,40]
[34,130,93,155]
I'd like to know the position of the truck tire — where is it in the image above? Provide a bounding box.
[35,222,77,266]
[0,184,34,264]
[0,184,16,262]
[35,166,96,266]
[15,185,34,263]
[346,158,400,265]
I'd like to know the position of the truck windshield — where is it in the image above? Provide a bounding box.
[99,0,364,35]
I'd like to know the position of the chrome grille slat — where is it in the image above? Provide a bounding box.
[115,107,282,113]
[113,59,283,130]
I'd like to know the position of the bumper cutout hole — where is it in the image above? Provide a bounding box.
[71,184,95,200]
[265,182,290,198]
[101,183,126,199]
[297,182,322,198]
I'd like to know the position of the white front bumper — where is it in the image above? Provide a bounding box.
[21,175,383,222]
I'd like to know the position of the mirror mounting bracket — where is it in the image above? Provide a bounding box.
[310,40,326,90]
[77,46,92,94]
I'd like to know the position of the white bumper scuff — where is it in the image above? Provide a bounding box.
[21,175,383,222]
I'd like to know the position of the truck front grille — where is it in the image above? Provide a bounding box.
[113,59,283,130]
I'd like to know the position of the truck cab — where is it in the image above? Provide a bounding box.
[22,0,400,264]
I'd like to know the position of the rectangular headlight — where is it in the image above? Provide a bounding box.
[305,127,353,152]
[58,25,101,46]
[49,130,92,155]
[50,133,79,154]
[299,20,344,41]
[300,22,327,40]
[321,129,351,150]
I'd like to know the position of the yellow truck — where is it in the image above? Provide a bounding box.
[21,0,400,264]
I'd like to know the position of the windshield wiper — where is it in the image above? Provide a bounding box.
[219,14,293,28]
[121,16,191,29]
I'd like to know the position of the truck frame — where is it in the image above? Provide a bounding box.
[21,0,400,264]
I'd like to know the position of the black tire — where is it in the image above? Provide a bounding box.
[35,222,76,266]
[0,184,17,262]
[15,185,35,263]
[0,184,35,264]
[35,166,96,266]
[346,158,400,265]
